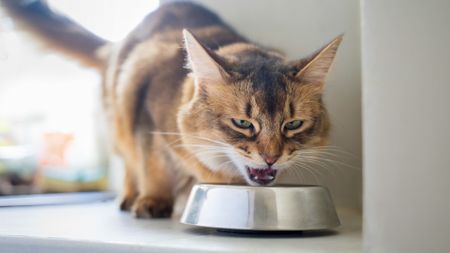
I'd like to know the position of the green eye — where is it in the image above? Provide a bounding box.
[284,120,304,130]
[232,119,253,129]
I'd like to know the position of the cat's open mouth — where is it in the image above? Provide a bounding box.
[246,166,277,185]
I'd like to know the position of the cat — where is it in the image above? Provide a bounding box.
[1,0,342,218]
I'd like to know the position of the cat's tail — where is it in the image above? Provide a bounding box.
[0,0,108,69]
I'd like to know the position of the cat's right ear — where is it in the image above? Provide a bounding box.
[183,29,230,86]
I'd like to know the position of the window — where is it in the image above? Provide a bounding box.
[0,0,159,196]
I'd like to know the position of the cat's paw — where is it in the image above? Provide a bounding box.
[119,193,137,211]
[131,196,173,219]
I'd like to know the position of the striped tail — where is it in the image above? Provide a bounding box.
[1,0,108,68]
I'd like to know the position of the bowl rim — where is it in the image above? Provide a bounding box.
[195,183,324,189]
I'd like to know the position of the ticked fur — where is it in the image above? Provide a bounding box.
[1,1,342,218]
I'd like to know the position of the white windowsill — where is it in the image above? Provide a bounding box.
[0,201,361,253]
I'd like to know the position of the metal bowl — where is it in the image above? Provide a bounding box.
[180,184,340,231]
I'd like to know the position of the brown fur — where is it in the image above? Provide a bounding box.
[1,1,342,218]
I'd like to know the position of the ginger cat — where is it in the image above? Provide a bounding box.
[1,1,342,218]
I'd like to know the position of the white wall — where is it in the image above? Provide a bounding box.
[163,0,363,209]
[362,0,450,252]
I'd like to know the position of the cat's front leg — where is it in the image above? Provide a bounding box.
[119,163,139,211]
[131,146,174,219]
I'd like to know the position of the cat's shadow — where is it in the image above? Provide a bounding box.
[183,227,338,238]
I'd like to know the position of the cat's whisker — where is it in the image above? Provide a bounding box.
[309,160,340,179]
[177,143,234,164]
[295,147,358,163]
[233,149,251,158]
[307,146,359,159]
[294,150,343,160]
[150,131,221,147]
[168,140,232,154]
[293,164,320,185]
[148,131,230,147]
[294,156,337,167]
[294,158,338,180]
[293,154,335,171]
[297,166,311,184]
[291,148,360,172]
[200,159,235,184]
[165,137,186,148]
[184,147,232,153]
[299,154,359,171]
[193,154,230,162]
[303,162,327,178]
[214,160,234,174]
[184,152,229,163]
[173,143,232,154]
[290,158,326,185]
[299,154,357,183]
[184,149,232,159]
[192,151,228,159]
[284,169,296,182]
[173,143,233,150]
[287,167,306,184]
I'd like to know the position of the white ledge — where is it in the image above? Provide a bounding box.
[0,201,361,253]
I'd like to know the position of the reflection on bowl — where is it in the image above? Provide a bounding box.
[181,184,340,231]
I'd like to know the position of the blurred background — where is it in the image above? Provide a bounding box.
[0,0,159,195]
[0,0,362,212]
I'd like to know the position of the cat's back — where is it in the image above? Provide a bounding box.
[132,1,230,39]
[104,2,246,144]
[113,2,245,66]
[106,2,244,102]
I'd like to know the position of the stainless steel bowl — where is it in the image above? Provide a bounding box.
[180,184,340,231]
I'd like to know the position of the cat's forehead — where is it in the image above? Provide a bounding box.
[234,50,291,73]
[221,48,299,117]
[230,69,290,118]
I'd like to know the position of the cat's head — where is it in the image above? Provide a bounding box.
[178,30,342,186]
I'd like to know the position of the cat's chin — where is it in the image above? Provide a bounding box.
[245,166,277,186]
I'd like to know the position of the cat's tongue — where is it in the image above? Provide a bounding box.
[247,166,277,185]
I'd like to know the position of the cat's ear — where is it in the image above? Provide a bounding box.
[295,35,343,86]
[183,29,229,86]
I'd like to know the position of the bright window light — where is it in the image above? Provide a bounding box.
[0,0,159,195]
[48,0,159,41]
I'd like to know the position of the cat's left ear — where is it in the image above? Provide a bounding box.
[183,29,230,86]
[294,35,343,87]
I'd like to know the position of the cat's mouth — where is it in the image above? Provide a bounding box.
[246,166,277,185]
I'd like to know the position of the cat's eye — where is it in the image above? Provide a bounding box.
[284,120,304,130]
[231,119,253,129]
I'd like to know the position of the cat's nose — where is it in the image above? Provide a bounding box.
[260,153,280,166]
